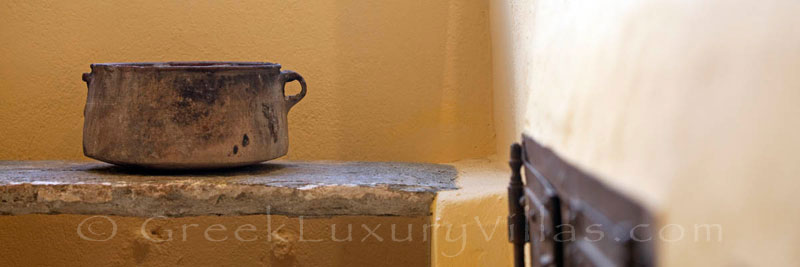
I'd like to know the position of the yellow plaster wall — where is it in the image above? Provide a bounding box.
[491,0,800,265]
[431,159,513,266]
[0,1,503,266]
[0,0,495,163]
[0,214,429,266]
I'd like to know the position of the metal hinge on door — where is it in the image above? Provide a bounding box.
[508,135,656,267]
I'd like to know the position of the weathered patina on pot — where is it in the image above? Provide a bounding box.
[81,62,306,169]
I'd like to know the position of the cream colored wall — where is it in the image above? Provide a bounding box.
[491,0,800,266]
[490,0,534,163]
[0,0,494,163]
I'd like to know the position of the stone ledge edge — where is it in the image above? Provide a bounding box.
[0,183,435,217]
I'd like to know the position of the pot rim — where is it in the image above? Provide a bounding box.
[90,61,281,70]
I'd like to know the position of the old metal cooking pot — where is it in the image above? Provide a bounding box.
[81,62,306,169]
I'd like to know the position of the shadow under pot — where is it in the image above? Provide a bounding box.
[81,61,307,169]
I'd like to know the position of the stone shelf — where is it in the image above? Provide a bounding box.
[0,161,457,217]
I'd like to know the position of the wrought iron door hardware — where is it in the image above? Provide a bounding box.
[509,135,655,267]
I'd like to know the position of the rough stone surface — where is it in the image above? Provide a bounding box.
[0,161,457,217]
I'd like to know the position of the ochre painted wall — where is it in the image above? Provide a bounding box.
[0,1,500,266]
[431,160,513,266]
[491,0,800,266]
[0,0,495,163]
[0,214,429,266]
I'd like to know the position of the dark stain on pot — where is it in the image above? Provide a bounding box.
[233,145,239,155]
[170,76,229,125]
[242,134,250,147]
[261,103,279,143]
[177,77,221,105]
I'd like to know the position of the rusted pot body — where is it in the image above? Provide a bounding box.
[82,62,306,169]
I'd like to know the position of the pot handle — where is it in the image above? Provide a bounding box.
[280,70,307,110]
[82,72,92,89]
